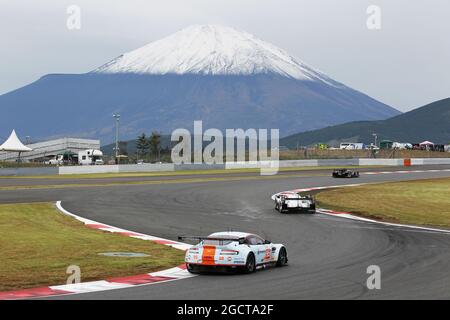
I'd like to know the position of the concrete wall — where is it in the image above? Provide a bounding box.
[58,163,176,175]
[358,159,404,166]
[175,163,225,171]
[59,165,120,175]
[2,158,450,176]
[411,158,450,165]
[57,158,450,175]
[317,159,360,166]
[278,160,319,167]
[0,167,58,176]
[120,164,175,172]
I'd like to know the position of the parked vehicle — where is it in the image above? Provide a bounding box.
[366,143,380,150]
[45,154,64,165]
[78,149,104,165]
[392,142,413,150]
[339,143,364,150]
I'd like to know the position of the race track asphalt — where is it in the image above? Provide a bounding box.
[2,165,450,299]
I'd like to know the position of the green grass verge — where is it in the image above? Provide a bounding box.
[0,203,185,292]
[316,177,450,228]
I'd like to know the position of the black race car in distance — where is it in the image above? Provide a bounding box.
[332,168,360,178]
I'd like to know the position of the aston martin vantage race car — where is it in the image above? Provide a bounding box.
[332,168,360,178]
[179,232,288,274]
[273,191,316,213]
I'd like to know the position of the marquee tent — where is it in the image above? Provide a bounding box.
[0,130,32,161]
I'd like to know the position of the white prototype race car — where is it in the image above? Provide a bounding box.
[179,231,288,274]
[272,191,316,214]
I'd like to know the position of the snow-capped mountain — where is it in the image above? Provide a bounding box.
[95,25,339,86]
[0,25,400,143]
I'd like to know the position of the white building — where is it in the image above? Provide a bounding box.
[0,137,100,162]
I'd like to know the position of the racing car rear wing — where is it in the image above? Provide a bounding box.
[178,236,246,245]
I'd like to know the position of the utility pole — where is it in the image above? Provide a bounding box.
[113,113,120,164]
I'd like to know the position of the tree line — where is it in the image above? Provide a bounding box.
[136,131,162,162]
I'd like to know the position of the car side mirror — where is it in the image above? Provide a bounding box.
[264,240,271,244]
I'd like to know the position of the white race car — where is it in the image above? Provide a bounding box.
[179,231,288,274]
[273,191,316,214]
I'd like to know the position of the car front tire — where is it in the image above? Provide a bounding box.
[277,203,284,213]
[186,263,197,274]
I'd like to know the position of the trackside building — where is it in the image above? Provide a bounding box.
[0,138,100,162]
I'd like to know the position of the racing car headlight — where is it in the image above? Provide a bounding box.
[220,250,239,255]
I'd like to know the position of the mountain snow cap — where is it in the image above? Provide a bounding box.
[94,24,339,85]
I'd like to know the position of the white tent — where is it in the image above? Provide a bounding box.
[419,141,434,146]
[0,130,32,152]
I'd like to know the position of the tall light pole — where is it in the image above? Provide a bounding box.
[113,113,120,164]
[372,133,378,148]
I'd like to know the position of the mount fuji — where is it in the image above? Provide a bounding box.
[0,25,399,143]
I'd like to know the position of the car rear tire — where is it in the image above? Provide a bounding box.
[243,253,256,274]
[276,248,288,267]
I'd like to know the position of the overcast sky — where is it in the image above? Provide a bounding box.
[0,0,449,112]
